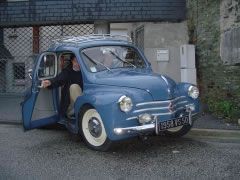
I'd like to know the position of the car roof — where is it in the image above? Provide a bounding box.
[48,34,133,52]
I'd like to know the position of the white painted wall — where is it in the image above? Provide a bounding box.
[143,22,189,82]
[110,23,133,37]
[111,22,189,82]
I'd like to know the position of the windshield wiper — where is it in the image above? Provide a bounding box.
[109,51,136,68]
[82,52,111,72]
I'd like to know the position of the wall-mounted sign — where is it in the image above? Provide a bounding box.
[157,49,169,62]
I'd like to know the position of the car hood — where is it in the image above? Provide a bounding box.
[93,69,177,100]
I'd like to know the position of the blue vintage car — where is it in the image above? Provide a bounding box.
[22,35,200,151]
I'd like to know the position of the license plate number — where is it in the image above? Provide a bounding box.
[158,116,189,131]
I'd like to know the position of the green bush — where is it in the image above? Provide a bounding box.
[205,90,239,123]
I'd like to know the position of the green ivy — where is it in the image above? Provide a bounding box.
[187,0,240,123]
[205,90,239,122]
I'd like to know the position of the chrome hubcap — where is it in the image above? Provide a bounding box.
[88,117,102,138]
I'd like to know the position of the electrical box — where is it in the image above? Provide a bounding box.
[156,49,169,62]
[180,45,195,68]
[181,68,197,85]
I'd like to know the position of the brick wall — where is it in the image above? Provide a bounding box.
[0,0,186,27]
[187,0,240,121]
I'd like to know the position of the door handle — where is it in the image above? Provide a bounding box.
[32,81,43,92]
[38,84,44,89]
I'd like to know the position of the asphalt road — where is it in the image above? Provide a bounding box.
[0,124,240,179]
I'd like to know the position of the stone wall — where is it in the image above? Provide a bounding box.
[220,0,240,65]
[187,0,240,121]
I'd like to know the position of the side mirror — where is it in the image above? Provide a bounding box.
[28,69,33,79]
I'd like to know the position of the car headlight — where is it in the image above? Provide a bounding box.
[118,95,133,112]
[188,85,199,99]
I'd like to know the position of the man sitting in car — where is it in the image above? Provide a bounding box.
[41,54,83,119]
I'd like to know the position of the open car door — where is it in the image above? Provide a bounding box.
[22,52,59,130]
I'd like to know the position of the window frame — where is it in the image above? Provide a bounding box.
[13,62,25,80]
[37,52,58,81]
[12,62,25,86]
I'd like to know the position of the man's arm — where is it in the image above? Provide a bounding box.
[41,79,51,88]
[42,70,69,89]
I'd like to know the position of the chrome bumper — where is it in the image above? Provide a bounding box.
[114,108,194,135]
[114,123,156,135]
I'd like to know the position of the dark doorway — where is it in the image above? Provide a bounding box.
[0,61,6,93]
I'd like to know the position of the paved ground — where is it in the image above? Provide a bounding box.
[0,124,240,179]
[0,96,22,123]
[193,114,240,130]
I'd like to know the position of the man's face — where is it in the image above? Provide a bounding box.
[72,57,80,71]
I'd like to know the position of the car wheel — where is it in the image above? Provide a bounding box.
[163,124,192,138]
[79,107,112,151]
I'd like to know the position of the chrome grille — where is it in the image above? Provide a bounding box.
[127,96,190,120]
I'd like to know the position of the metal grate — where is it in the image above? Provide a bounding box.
[0,24,94,96]
[126,96,190,121]
[40,24,94,52]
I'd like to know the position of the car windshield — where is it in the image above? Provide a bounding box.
[81,46,146,72]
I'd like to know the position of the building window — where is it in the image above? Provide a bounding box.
[131,31,134,44]
[135,26,144,51]
[13,63,25,85]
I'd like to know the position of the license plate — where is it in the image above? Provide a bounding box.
[158,116,190,131]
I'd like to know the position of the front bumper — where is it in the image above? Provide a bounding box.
[114,123,155,135]
[114,106,195,135]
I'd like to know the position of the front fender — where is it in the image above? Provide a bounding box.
[74,90,120,138]
[177,83,200,114]
[74,84,153,141]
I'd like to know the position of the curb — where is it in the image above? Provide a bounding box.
[0,120,22,125]
[189,128,240,138]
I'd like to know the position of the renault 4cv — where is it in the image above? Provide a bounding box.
[22,35,200,151]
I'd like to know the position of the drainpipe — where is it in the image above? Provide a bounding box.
[0,28,3,45]
[32,26,39,54]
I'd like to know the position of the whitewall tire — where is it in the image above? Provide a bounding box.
[79,107,112,151]
[166,126,183,132]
